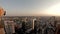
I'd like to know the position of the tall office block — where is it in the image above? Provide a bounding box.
[4,20,15,34]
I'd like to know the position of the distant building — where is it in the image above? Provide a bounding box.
[4,20,15,34]
[32,18,36,30]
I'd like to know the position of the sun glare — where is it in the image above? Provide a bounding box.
[45,3,60,16]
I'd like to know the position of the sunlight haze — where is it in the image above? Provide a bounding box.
[0,0,60,16]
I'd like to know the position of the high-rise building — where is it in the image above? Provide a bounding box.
[4,20,15,34]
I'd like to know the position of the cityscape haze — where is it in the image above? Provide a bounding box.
[0,0,60,34]
[0,0,60,16]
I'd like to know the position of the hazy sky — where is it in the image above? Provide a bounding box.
[0,0,60,16]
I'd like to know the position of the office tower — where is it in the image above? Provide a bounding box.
[32,18,36,30]
[4,20,15,34]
